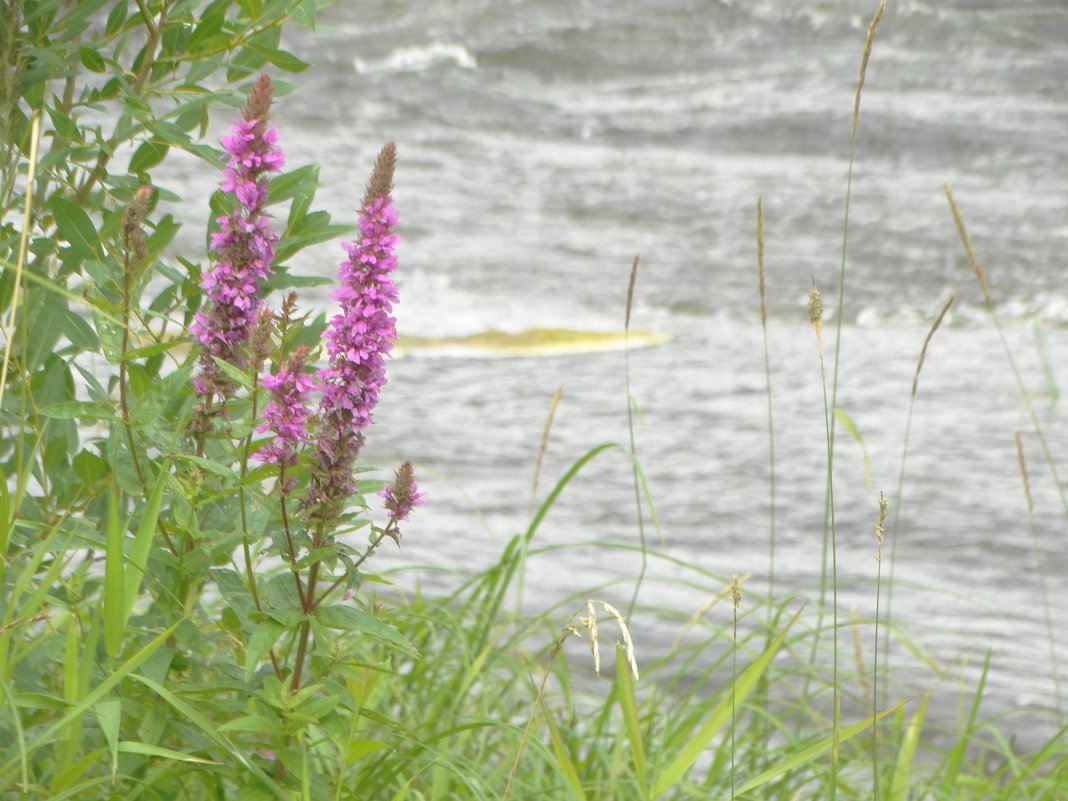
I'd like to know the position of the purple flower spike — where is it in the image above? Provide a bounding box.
[303,143,399,523]
[380,461,424,523]
[255,346,313,471]
[192,74,284,398]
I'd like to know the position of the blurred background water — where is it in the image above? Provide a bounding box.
[162,0,1067,744]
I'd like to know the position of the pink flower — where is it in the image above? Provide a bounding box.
[255,346,313,470]
[192,74,284,398]
[379,461,424,523]
[303,143,399,523]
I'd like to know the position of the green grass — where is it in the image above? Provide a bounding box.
[1,1,1066,799]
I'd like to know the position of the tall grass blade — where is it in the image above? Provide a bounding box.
[104,485,126,657]
[123,464,169,624]
[651,606,803,798]
[833,407,872,491]
[939,650,990,797]
[944,184,1068,520]
[0,622,180,791]
[616,641,647,791]
[128,673,291,800]
[94,698,122,782]
[887,691,928,801]
[734,698,908,796]
[541,697,588,801]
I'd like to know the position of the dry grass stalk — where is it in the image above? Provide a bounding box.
[852,0,887,135]
[850,608,874,714]
[874,492,888,563]
[943,184,992,302]
[531,384,563,505]
[504,599,640,800]
[624,254,640,332]
[0,110,40,407]
[756,198,766,326]
[912,293,955,398]
[675,574,751,648]
[808,282,823,349]
[1014,431,1033,514]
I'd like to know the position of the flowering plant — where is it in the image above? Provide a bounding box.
[0,4,423,795]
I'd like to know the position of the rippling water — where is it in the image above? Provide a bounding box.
[161,0,1068,742]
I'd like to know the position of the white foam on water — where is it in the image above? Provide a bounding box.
[353,42,478,75]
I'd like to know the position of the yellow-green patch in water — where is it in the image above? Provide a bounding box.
[394,327,672,357]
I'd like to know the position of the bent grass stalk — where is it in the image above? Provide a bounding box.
[808,282,841,794]
[1014,431,1062,714]
[943,185,1068,521]
[623,253,656,619]
[882,293,954,702]
[805,11,884,794]
[755,198,776,629]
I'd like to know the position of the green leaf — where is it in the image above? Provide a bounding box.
[185,0,226,52]
[218,715,285,735]
[129,140,169,173]
[346,739,388,763]
[171,453,238,482]
[246,44,309,72]
[888,692,930,801]
[734,699,909,796]
[247,620,285,671]
[651,606,804,797]
[117,741,222,764]
[124,465,169,624]
[615,642,646,789]
[210,355,254,390]
[94,699,122,782]
[0,625,181,790]
[269,164,319,204]
[317,605,419,658]
[129,674,290,801]
[104,487,125,658]
[73,448,109,487]
[59,305,99,352]
[78,46,106,73]
[834,407,872,492]
[39,401,118,421]
[52,197,101,261]
[541,697,588,801]
[104,0,126,35]
[263,272,334,290]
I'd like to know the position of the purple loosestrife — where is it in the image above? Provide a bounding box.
[303,143,400,524]
[380,461,425,525]
[254,346,313,480]
[191,74,284,399]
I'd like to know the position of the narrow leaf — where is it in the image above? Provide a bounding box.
[128,674,290,801]
[734,699,909,796]
[124,465,169,623]
[834,407,872,492]
[104,487,125,657]
[94,699,121,782]
[616,643,647,789]
[652,606,804,797]
[52,197,100,261]
[39,401,118,421]
[317,605,418,658]
[0,623,177,791]
[541,697,588,801]
[117,741,222,764]
[888,692,930,801]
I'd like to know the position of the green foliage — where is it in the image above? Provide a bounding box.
[1,2,1065,801]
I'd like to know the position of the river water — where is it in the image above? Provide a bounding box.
[162,0,1068,746]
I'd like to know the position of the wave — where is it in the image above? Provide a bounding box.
[353,42,477,75]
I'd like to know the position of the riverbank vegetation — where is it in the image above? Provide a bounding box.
[0,1,1064,799]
